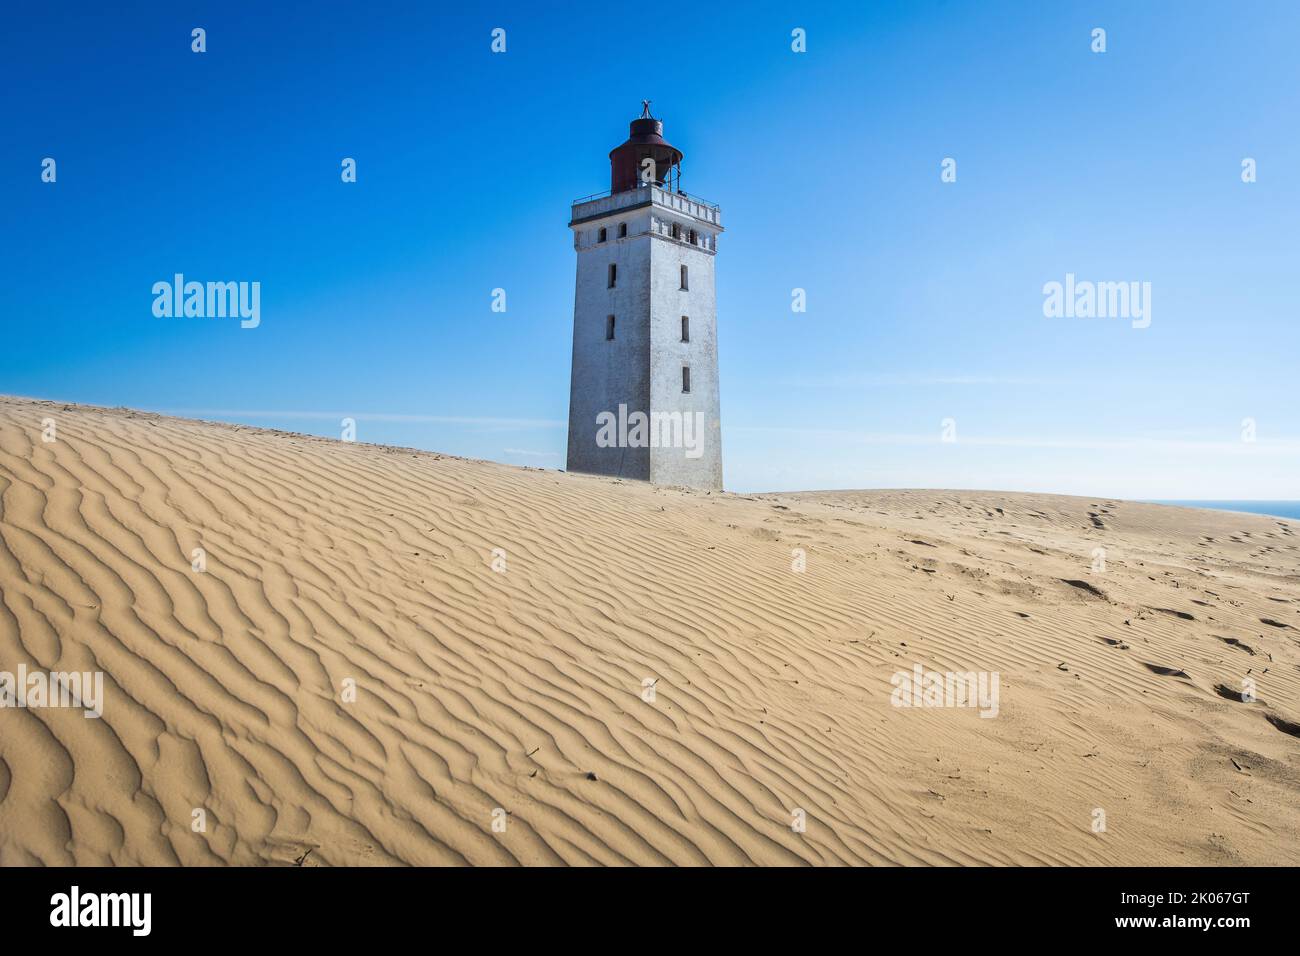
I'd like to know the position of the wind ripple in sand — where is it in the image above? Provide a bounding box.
[0,397,1298,865]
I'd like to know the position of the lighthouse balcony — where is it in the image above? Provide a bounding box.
[570,184,722,230]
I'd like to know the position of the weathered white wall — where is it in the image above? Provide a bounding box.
[566,188,723,491]
[648,229,722,489]
[566,211,653,480]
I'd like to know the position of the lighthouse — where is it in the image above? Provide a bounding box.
[565,104,724,491]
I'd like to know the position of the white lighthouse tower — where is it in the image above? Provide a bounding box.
[565,104,723,491]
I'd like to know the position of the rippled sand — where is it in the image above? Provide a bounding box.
[1,395,1297,865]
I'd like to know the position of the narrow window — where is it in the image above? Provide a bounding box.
[608,263,617,288]
[688,229,697,245]
[598,227,607,243]
[681,316,689,342]
[671,222,681,240]
[679,264,688,290]
[618,223,627,238]
[682,366,691,393]
[606,315,615,340]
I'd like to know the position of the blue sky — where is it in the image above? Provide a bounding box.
[4,1,1297,497]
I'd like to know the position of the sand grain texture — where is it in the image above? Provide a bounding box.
[1,396,1298,865]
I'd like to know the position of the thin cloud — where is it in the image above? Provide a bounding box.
[772,373,1071,389]
[730,425,1300,453]
[156,408,565,429]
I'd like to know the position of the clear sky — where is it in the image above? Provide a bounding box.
[5,1,1297,497]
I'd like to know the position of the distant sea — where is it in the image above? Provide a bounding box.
[1150,500,1300,520]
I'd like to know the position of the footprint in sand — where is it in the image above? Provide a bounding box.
[1148,607,1195,621]
[1264,714,1300,739]
[1142,662,1190,679]
[1214,683,1261,704]
[1062,579,1106,599]
[1216,636,1257,655]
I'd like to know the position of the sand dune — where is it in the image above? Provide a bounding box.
[0,394,1297,865]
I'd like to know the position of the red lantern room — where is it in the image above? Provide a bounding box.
[609,101,684,194]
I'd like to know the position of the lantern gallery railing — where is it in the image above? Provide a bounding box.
[570,184,722,228]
